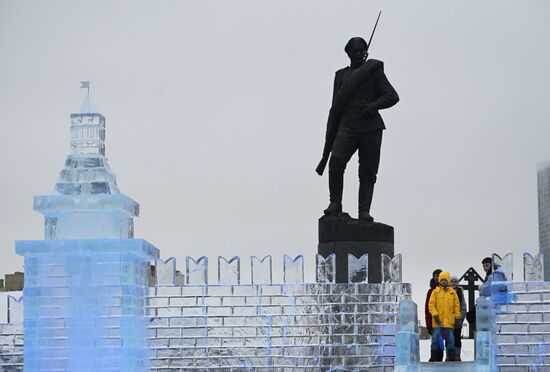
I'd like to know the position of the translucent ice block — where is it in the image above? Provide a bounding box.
[397,299,418,333]
[69,113,105,156]
[395,331,419,367]
[7,295,23,323]
[381,254,402,283]
[524,252,544,281]
[35,194,138,239]
[283,255,304,283]
[251,256,272,285]
[348,253,368,283]
[492,253,513,281]
[186,256,208,285]
[218,256,240,285]
[16,238,158,371]
[156,257,176,285]
[315,254,336,283]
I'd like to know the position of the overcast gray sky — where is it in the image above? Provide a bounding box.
[1,0,549,316]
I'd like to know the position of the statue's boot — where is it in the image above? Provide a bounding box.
[358,182,375,222]
[324,171,343,215]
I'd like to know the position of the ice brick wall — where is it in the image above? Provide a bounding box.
[0,323,23,371]
[147,282,411,371]
[493,281,550,371]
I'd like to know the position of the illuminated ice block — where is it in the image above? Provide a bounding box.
[16,89,159,371]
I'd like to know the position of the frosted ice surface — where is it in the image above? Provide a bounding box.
[186,256,208,285]
[395,331,419,367]
[156,258,176,285]
[7,295,23,324]
[476,297,491,333]
[475,330,491,366]
[316,254,335,283]
[283,255,304,283]
[492,253,513,281]
[218,256,240,284]
[524,252,544,281]
[381,254,402,283]
[347,253,368,283]
[397,299,418,333]
[251,256,272,285]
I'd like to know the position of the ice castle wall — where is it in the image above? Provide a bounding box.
[490,281,550,370]
[147,282,411,370]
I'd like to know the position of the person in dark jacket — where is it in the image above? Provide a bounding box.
[424,269,442,337]
[449,275,467,361]
[479,256,493,297]
[321,36,399,221]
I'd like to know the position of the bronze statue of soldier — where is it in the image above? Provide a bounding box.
[316,36,399,222]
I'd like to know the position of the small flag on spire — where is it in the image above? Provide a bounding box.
[80,81,90,89]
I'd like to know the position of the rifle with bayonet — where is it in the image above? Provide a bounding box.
[315,11,382,176]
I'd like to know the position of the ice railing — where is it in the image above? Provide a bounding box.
[151,253,403,286]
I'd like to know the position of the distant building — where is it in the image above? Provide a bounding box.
[0,271,24,292]
[537,161,550,280]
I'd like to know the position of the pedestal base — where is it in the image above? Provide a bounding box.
[318,213,394,283]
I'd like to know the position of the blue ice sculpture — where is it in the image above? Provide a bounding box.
[395,299,419,370]
[16,87,159,371]
[475,297,493,370]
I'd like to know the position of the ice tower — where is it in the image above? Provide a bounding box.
[16,87,159,371]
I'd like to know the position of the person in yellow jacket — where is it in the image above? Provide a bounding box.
[428,271,461,362]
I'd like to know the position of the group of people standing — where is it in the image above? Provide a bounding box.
[424,257,494,362]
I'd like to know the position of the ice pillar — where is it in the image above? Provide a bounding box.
[16,90,159,371]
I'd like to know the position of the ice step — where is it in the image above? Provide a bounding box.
[417,361,478,371]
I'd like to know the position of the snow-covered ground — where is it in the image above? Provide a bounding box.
[420,338,475,362]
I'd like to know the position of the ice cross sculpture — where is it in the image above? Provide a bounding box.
[283,255,304,283]
[315,254,336,283]
[523,252,544,282]
[251,256,272,285]
[186,256,208,285]
[492,253,513,281]
[348,254,368,283]
[381,254,402,283]
[218,256,240,284]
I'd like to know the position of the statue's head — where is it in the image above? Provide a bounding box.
[345,37,368,65]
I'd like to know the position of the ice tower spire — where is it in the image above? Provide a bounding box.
[16,84,158,370]
[33,83,138,239]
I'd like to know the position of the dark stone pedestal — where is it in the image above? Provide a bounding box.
[318,213,394,283]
